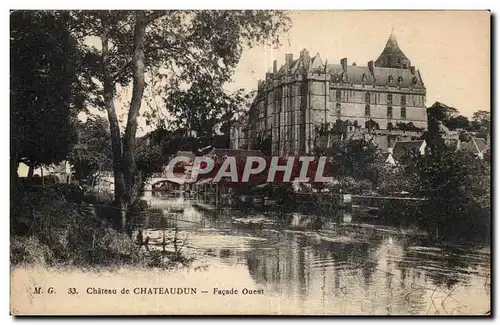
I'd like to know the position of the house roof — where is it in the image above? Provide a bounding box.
[392,140,425,161]
[460,138,489,154]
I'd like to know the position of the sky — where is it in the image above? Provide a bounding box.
[227,11,490,117]
[81,10,490,137]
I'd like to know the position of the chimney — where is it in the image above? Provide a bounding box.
[410,66,416,75]
[340,58,347,72]
[285,53,294,68]
[300,49,310,67]
[368,60,375,77]
[273,60,278,73]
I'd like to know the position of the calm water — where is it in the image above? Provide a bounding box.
[140,191,491,315]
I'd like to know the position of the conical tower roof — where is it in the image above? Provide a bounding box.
[375,29,411,69]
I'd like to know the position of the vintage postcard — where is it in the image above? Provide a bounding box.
[10,10,491,316]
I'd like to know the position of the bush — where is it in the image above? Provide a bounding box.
[10,187,141,267]
[11,236,54,266]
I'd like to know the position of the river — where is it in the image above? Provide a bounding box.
[140,191,491,315]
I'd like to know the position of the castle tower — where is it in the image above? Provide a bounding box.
[375,29,411,69]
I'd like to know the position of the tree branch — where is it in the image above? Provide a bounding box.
[112,60,133,82]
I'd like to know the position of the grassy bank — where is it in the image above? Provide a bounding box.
[10,183,193,269]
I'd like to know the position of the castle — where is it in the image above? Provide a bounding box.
[230,31,428,155]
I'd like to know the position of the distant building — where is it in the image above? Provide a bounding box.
[457,137,489,159]
[231,31,427,156]
[17,161,72,183]
[387,140,427,165]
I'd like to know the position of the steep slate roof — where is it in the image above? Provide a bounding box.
[260,32,424,90]
[325,64,423,88]
[375,31,411,68]
[392,140,425,161]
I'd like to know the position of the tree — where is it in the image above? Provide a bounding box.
[445,115,470,130]
[325,138,382,183]
[471,110,490,136]
[72,10,291,235]
[427,101,459,123]
[10,11,86,182]
[403,148,490,240]
[68,115,112,185]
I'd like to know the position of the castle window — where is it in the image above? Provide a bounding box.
[401,107,407,119]
[401,95,406,106]
[365,92,371,103]
[387,106,393,118]
[365,104,371,117]
[335,103,341,118]
[336,90,341,101]
[387,94,393,105]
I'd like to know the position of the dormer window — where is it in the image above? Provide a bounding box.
[388,75,393,83]
[398,76,403,84]
[362,73,367,82]
[412,76,418,85]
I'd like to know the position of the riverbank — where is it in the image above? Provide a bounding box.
[10,183,193,269]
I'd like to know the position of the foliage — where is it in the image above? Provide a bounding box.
[445,115,470,130]
[325,139,383,183]
[10,11,87,174]
[165,84,254,138]
[402,147,490,240]
[10,186,141,266]
[254,134,272,156]
[68,115,112,185]
[395,122,423,132]
[471,110,490,137]
[135,143,163,180]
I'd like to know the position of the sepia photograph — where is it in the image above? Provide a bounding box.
[9,9,491,316]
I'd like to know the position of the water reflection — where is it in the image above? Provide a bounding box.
[141,191,490,315]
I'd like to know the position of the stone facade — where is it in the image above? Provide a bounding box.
[231,32,428,155]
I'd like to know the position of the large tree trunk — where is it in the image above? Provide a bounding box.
[101,14,127,232]
[121,12,148,236]
[27,164,35,180]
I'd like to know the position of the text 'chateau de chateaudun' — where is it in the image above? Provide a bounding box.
[230,31,427,156]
